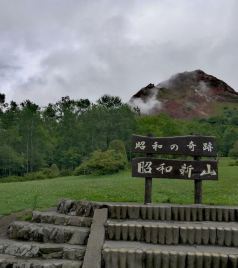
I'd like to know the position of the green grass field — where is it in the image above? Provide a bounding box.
[0,158,238,215]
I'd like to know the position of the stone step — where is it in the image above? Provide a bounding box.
[0,239,85,261]
[57,200,103,217]
[107,219,238,228]
[102,243,238,268]
[8,221,89,245]
[106,204,238,222]
[32,211,92,228]
[0,253,82,268]
[57,200,238,222]
[105,221,238,247]
[104,240,238,255]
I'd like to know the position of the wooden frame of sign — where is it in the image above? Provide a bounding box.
[131,134,218,204]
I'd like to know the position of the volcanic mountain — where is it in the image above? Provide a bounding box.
[129,70,238,119]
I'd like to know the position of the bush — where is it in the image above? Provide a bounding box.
[41,164,60,178]
[109,139,127,161]
[21,164,60,181]
[0,164,61,183]
[229,141,238,158]
[50,164,60,177]
[0,172,47,183]
[59,169,74,177]
[228,160,238,166]
[24,171,46,180]
[74,149,127,176]
[0,176,24,183]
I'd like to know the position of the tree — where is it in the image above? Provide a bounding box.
[0,144,24,177]
[17,100,51,172]
[0,93,6,113]
[229,141,238,158]
[109,139,127,162]
[0,93,5,104]
[97,95,122,108]
[220,128,238,156]
[79,103,136,153]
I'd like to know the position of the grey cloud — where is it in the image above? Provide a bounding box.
[0,0,237,105]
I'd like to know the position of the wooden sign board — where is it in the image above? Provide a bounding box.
[132,157,218,180]
[131,135,217,157]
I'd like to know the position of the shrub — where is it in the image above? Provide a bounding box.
[49,164,60,177]
[74,149,127,176]
[0,176,23,183]
[228,160,238,166]
[24,171,46,180]
[41,164,60,178]
[59,169,74,177]
[109,139,127,161]
[229,141,238,158]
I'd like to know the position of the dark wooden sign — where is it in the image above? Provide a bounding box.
[131,135,217,157]
[132,157,218,180]
[131,133,218,204]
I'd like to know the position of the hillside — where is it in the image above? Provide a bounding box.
[129,70,238,119]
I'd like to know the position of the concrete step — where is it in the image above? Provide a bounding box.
[32,211,92,228]
[105,221,238,247]
[8,221,89,245]
[57,200,103,217]
[107,219,238,228]
[106,204,238,222]
[0,253,82,268]
[0,238,85,261]
[104,240,238,255]
[57,200,238,222]
[102,243,238,268]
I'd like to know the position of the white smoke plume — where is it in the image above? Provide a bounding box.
[156,73,180,89]
[194,81,212,101]
[129,87,162,114]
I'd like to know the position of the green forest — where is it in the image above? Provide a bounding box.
[0,93,238,180]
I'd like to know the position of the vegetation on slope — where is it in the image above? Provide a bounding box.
[0,93,238,180]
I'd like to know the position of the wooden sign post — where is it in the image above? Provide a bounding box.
[144,134,153,204]
[194,155,202,204]
[131,135,218,204]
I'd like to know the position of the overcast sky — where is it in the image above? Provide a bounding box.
[0,0,237,105]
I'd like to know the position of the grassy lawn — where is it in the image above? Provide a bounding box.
[0,158,238,215]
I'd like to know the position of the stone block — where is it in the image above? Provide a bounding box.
[178,207,185,221]
[128,225,136,241]
[187,227,195,245]
[201,227,209,245]
[151,226,158,244]
[224,228,232,246]
[118,249,127,268]
[187,252,195,268]
[159,207,165,221]
[165,207,171,221]
[177,252,186,268]
[153,207,159,220]
[171,207,179,221]
[161,251,169,268]
[158,227,165,245]
[128,206,140,220]
[180,227,187,244]
[121,224,128,241]
[217,227,224,246]
[135,224,143,241]
[147,207,153,220]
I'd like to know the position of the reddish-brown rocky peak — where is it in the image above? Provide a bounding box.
[129,70,238,119]
[133,83,155,99]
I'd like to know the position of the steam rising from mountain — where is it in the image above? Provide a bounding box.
[129,70,238,119]
[129,84,162,114]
